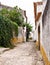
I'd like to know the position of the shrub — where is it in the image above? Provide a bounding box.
[0,7,24,27]
[0,7,24,47]
[23,23,32,41]
[11,22,18,36]
[23,23,32,33]
[8,8,24,26]
[0,15,18,48]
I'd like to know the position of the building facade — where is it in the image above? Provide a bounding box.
[33,0,50,65]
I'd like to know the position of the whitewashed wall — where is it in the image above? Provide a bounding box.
[33,0,50,61]
[33,1,42,41]
[42,0,50,61]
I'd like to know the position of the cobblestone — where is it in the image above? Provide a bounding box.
[0,42,45,65]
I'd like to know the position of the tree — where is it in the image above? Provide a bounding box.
[0,7,24,26]
[26,23,32,41]
[8,7,24,26]
[23,23,32,41]
[0,8,9,17]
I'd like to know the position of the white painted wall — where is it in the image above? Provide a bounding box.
[34,0,50,61]
[42,0,50,61]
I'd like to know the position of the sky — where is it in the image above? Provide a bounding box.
[0,0,42,31]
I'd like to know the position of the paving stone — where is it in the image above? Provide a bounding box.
[0,42,45,65]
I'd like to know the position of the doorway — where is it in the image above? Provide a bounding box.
[38,25,40,50]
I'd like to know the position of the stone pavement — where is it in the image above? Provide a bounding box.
[0,42,45,65]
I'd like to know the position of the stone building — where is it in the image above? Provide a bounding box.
[33,0,50,65]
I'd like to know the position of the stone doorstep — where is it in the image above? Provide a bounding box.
[0,48,10,54]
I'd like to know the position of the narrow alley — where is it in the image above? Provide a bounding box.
[0,42,44,65]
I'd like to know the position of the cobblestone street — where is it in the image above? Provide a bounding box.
[0,42,45,65]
